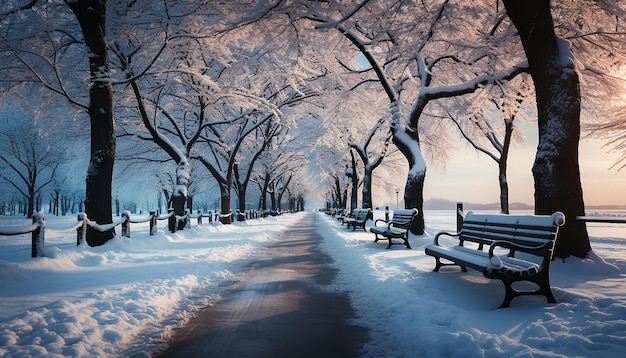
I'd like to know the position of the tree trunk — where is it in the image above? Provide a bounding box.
[172,160,190,230]
[348,151,359,211]
[503,0,590,258]
[27,185,35,218]
[270,189,277,211]
[261,172,269,211]
[362,167,373,209]
[276,175,291,212]
[392,129,425,235]
[499,120,513,214]
[67,0,115,246]
[219,182,232,224]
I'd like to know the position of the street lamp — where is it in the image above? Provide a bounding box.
[395,188,400,209]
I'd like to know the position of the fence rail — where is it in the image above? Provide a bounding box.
[0,208,274,258]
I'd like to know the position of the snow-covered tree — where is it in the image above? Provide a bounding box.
[349,117,393,209]
[232,121,279,217]
[0,0,123,245]
[300,0,491,233]
[254,128,305,213]
[446,78,533,213]
[502,0,589,258]
[0,116,58,217]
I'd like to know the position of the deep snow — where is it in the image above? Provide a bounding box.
[1,210,625,357]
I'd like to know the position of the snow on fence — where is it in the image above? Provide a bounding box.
[0,208,269,258]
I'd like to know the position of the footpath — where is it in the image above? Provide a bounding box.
[156,213,369,357]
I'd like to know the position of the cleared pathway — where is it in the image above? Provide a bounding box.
[156,213,369,357]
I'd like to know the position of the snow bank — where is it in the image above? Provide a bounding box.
[1,211,626,357]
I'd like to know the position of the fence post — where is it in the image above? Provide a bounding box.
[197,210,202,225]
[77,212,87,246]
[121,210,131,238]
[456,202,464,232]
[185,209,191,229]
[149,210,157,235]
[31,212,45,258]
[385,206,390,221]
[168,208,176,233]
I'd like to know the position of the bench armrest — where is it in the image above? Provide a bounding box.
[433,231,460,245]
[374,218,390,227]
[488,240,553,259]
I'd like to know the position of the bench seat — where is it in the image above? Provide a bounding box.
[425,245,540,278]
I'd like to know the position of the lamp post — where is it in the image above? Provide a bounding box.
[395,188,400,209]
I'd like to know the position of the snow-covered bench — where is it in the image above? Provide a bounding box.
[343,208,372,231]
[370,209,418,249]
[425,211,565,308]
[335,209,346,223]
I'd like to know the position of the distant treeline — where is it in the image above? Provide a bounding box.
[424,198,532,211]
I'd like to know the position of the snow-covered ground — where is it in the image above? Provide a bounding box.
[1,210,625,357]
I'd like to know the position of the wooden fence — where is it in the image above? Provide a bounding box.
[0,208,271,258]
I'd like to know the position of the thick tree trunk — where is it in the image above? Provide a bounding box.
[261,172,269,211]
[362,168,373,209]
[270,190,277,211]
[67,0,115,246]
[172,160,190,230]
[392,129,425,235]
[219,183,232,224]
[504,0,590,258]
[170,193,186,229]
[238,188,247,220]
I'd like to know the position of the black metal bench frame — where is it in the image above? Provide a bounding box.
[343,208,372,231]
[425,211,565,308]
[369,209,418,249]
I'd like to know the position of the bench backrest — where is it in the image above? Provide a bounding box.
[390,209,418,230]
[460,211,565,249]
[351,209,371,220]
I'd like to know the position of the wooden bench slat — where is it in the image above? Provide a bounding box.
[462,231,553,246]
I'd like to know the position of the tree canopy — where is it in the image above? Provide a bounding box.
[1,0,626,256]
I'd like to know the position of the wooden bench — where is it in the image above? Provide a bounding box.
[343,208,372,231]
[425,211,565,308]
[369,209,418,249]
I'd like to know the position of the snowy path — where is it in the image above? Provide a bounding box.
[156,213,368,357]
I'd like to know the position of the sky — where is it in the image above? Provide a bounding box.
[424,127,626,208]
[1,210,626,357]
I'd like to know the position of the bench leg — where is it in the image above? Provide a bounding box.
[499,279,517,308]
[403,236,412,249]
[433,257,443,272]
[385,236,412,249]
[428,255,468,272]
[497,270,557,308]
